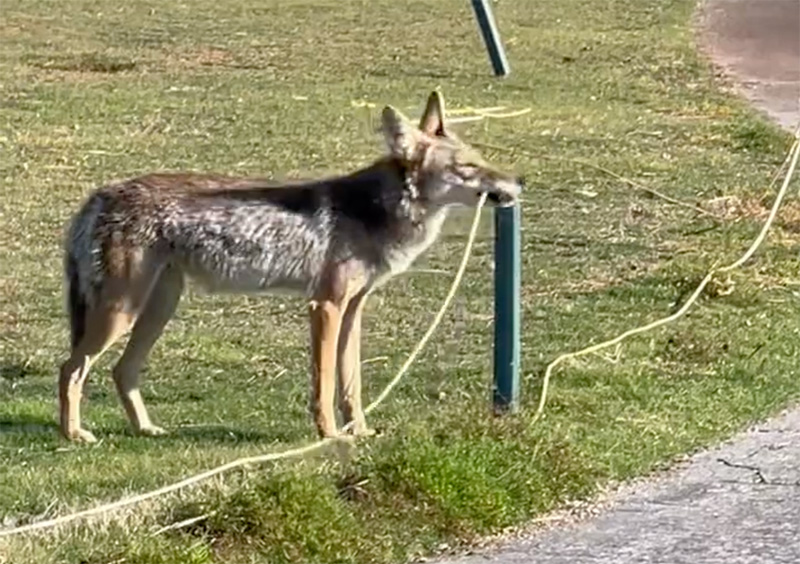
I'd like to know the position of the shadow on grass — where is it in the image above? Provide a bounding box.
[0,413,57,435]
[167,424,286,445]
[365,67,455,80]
[0,361,57,435]
[0,360,47,383]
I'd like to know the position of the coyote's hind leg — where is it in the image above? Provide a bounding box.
[112,264,184,437]
[59,306,136,443]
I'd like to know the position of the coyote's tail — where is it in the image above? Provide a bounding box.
[66,252,87,349]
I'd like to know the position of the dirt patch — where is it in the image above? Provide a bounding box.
[26,52,137,74]
[163,46,275,71]
[182,47,235,68]
[702,195,800,234]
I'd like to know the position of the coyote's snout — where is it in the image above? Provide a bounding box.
[59,91,522,442]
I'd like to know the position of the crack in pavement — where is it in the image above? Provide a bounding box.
[438,409,800,563]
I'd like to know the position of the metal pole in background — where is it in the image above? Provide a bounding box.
[471,0,519,412]
[493,203,521,413]
[470,0,511,76]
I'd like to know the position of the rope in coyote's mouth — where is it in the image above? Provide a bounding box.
[0,194,490,539]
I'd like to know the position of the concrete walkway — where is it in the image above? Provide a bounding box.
[439,1,800,562]
[441,409,800,564]
[701,0,799,129]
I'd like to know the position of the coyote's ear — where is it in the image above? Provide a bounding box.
[381,106,421,160]
[419,90,446,137]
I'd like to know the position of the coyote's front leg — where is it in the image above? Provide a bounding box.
[337,291,374,436]
[309,299,343,437]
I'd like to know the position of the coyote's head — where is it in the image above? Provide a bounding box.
[381,91,523,209]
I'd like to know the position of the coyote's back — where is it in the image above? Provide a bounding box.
[66,173,336,306]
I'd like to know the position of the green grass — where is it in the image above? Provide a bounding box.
[0,0,798,562]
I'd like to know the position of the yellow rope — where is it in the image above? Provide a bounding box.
[532,126,800,425]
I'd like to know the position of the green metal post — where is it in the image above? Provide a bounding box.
[493,204,520,413]
[471,0,511,76]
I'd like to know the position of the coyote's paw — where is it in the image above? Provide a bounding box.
[138,425,167,437]
[67,428,98,443]
[344,423,378,438]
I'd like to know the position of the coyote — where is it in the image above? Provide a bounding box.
[59,91,523,442]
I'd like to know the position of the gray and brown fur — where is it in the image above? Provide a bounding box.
[59,91,523,442]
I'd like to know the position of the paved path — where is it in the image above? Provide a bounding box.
[439,1,800,562]
[702,0,799,129]
[441,409,800,564]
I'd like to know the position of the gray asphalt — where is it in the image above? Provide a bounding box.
[439,1,800,562]
[702,0,799,129]
[441,409,800,564]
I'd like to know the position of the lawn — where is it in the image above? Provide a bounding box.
[0,0,797,562]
